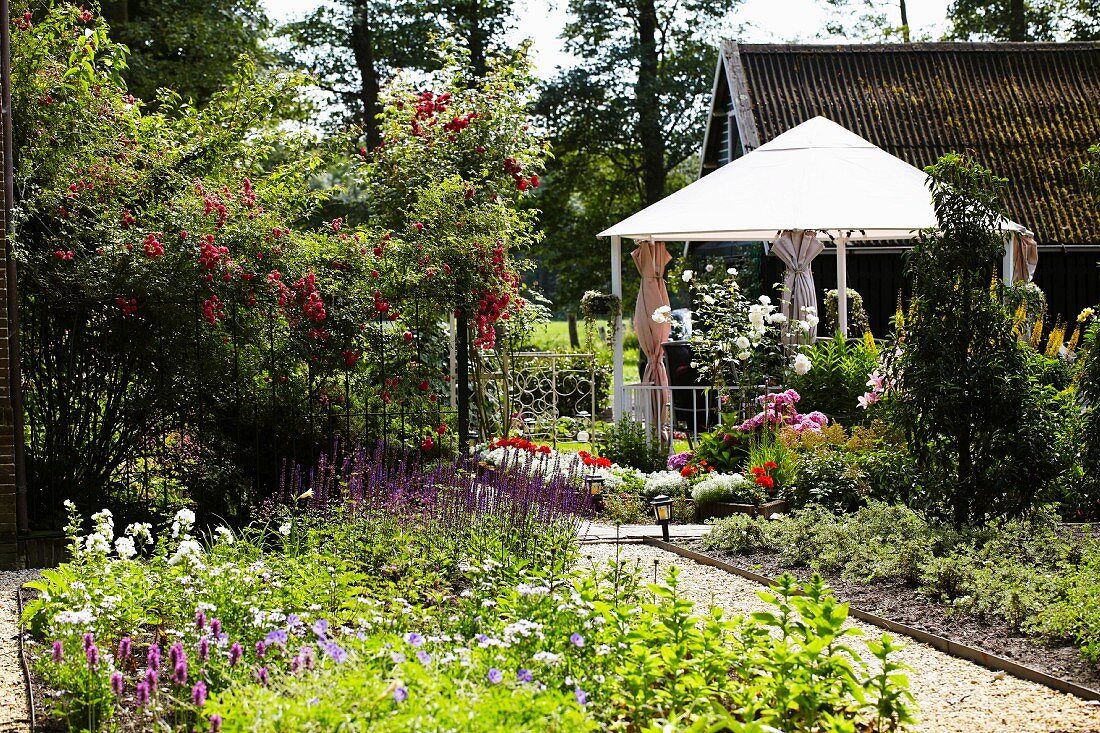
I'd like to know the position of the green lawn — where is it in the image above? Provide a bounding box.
[525,319,642,380]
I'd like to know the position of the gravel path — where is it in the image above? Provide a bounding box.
[582,543,1100,733]
[0,571,37,733]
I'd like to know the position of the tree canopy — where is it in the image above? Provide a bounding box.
[533,0,739,309]
[279,1,518,147]
[101,0,273,106]
[945,0,1100,41]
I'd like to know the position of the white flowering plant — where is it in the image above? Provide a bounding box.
[691,473,757,505]
[683,268,813,388]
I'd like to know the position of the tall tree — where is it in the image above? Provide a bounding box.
[101,0,272,105]
[534,0,739,307]
[822,0,912,41]
[945,0,1100,41]
[280,1,516,147]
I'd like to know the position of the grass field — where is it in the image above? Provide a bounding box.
[524,319,642,380]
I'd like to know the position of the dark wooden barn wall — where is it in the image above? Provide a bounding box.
[762,249,1100,337]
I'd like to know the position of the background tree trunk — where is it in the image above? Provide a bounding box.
[635,0,666,206]
[101,0,129,24]
[1009,0,1027,40]
[350,2,382,149]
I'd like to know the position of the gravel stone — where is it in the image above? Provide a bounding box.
[0,570,39,733]
[581,543,1100,733]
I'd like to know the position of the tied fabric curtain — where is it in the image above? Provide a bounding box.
[771,230,824,342]
[1013,232,1038,283]
[632,242,672,427]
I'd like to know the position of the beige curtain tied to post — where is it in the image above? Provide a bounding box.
[771,230,824,341]
[1013,232,1038,283]
[632,242,672,430]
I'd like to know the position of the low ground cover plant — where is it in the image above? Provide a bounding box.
[704,502,1100,663]
[24,450,914,732]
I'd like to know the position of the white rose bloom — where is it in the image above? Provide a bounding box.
[651,305,672,324]
[758,295,771,305]
[734,336,751,350]
[114,536,137,560]
[705,264,714,272]
[805,314,820,328]
[702,294,716,305]
[792,353,812,376]
[737,350,751,361]
[681,270,694,282]
[797,320,810,332]
[768,313,787,324]
[726,267,738,275]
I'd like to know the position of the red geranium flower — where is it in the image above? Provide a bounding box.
[754,475,775,489]
[764,460,778,470]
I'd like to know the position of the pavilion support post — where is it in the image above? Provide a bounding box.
[835,233,849,338]
[611,236,624,420]
[1002,233,1015,284]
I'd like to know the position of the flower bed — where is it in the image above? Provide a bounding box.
[21,450,914,732]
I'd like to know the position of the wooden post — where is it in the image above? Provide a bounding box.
[0,0,22,569]
[456,309,470,446]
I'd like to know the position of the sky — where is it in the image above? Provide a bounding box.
[262,0,954,79]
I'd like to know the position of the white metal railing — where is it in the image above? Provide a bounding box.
[620,382,784,444]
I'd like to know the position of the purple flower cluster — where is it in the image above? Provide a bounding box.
[273,441,592,559]
[667,451,694,471]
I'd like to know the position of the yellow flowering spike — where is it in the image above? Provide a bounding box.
[1011,303,1027,338]
[989,274,999,300]
[863,328,877,354]
[1044,322,1065,358]
[1068,326,1081,354]
[1029,314,1045,349]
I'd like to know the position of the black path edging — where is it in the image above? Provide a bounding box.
[643,536,1100,703]
[16,588,37,732]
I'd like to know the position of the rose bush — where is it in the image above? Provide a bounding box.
[13,4,545,527]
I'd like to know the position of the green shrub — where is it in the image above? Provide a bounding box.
[792,450,865,513]
[786,334,879,425]
[854,447,920,506]
[596,418,667,472]
[1079,323,1100,508]
[770,503,932,584]
[690,425,751,473]
[887,155,1070,526]
[702,513,772,554]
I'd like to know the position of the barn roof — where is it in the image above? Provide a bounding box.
[706,41,1100,246]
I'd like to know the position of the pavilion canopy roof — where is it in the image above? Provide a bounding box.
[599,116,1026,242]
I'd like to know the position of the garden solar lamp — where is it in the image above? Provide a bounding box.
[584,472,605,508]
[575,411,591,442]
[650,495,674,542]
[467,429,479,455]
